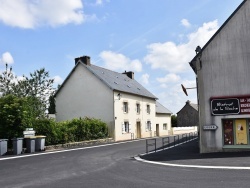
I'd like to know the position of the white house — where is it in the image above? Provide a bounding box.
[55,56,172,141]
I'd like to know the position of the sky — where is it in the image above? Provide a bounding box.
[0,0,244,114]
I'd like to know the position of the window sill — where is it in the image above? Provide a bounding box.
[223,145,250,149]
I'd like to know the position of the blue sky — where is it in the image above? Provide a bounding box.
[0,0,243,114]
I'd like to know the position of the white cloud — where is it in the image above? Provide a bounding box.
[53,75,63,84]
[181,19,191,28]
[144,20,219,73]
[95,0,103,5]
[0,0,85,28]
[157,77,197,114]
[140,74,150,85]
[99,51,142,72]
[0,52,14,65]
[157,73,181,83]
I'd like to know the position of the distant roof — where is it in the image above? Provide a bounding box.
[176,101,198,114]
[56,61,157,100]
[190,103,198,111]
[156,101,172,114]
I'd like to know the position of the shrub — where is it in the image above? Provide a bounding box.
[32,119,61,145]
[33,117,108,146]
[0,95,38,140]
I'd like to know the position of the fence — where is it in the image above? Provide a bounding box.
[171,126,198,135]
[145,131,198,153]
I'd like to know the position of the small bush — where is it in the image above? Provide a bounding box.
[33,119,61,145]
[33,117,108,146]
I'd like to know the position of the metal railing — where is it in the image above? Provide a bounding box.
[162,137,169,150]
[146,138,156,153]
[145,131,198,154]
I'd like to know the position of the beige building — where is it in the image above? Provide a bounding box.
[55,56,172,141]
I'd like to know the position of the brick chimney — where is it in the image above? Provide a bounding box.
[122,71,134,79]
[75,56,91,66]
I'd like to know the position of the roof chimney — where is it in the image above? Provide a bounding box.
[122,71,134,79]
[75,56,91,66]
[186,100,191,105]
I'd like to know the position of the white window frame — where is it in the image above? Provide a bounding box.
[123,102,128,113]
[122,121,131,134]
[145,121,151,131]
[163,123,167,130]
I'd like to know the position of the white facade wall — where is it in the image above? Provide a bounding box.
[56,63,171,142]
[113,91,156,141]
[56,64,115,136]
[155,113,171,136]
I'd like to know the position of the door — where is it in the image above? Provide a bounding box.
[156,124,159,137]
[235,119,247,145]
[136,122,141,139]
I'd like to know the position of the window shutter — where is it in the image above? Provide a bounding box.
[129,123,131,133]
[145,121,148,132]
[122,123,125,134]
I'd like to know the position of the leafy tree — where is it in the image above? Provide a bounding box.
[0,64,16,96]
[0,95,39,140]
[0,64,54,115]
[171,115,177,127]
[48,93,56,114]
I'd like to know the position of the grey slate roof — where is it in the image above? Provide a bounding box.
[190,103,198,111]
[156,101,172,114]
[80,62,157,99]
[176,101,198,114]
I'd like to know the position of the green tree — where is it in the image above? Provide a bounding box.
[0,64,54,116]
[0,95,39,140]
[171,115,177,127]
[0,64,16,96]
[48,93,56,114]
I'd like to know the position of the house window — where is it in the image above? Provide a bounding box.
[223,119,249,145]
[122,121,130,133]
[163,123,167,130]
[223,120,234,145]
[136,103,140,114]
[146,121,151,131]
[146,104,150,114]
[123,102,128,113]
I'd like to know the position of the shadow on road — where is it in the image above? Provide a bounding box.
[141,140,250,162]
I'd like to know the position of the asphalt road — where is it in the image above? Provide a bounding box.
[1,137,250,188]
